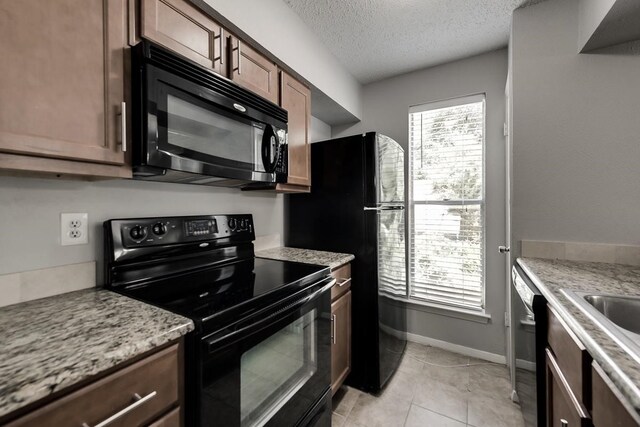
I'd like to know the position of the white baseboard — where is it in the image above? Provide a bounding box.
[516,358,536,372]
[379,323,507,365]
[406,332,507,365]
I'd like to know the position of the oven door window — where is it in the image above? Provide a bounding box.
[157,83,265,172]
[241,310,317,427]
[200,294,330,427]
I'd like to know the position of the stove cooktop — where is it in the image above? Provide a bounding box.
[118,257,329,325]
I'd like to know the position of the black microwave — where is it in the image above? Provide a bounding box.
[131,42,287,188]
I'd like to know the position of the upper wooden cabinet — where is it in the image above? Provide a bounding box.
[278,71,311,189]
[228,36,279,104]
[140,0,227,76]
[0,0,130,178]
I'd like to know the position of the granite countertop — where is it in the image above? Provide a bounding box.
[0,289,194,419]
[256,247,354,270]
[517,257,640,414]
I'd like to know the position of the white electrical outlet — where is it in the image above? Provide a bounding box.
[61,213,89,246]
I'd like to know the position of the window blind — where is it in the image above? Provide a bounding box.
[408,95,485,310]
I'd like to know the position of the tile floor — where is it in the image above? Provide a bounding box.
[332,342,526,427]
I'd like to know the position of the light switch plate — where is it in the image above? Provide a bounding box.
[61,213,89,246]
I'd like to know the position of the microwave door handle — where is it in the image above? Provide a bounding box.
[261,125,278,173]
[205,278,335,352]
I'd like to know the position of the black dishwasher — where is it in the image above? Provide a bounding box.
[511,262,547,427]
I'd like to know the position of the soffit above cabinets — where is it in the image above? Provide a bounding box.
[579,0,640,52]
[283,0,547,84]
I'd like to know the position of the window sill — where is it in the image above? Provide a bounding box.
[382,294,492,324]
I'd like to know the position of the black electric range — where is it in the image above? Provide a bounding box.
[104,214,334,427]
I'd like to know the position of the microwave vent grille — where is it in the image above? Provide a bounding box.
[146,44,288,125]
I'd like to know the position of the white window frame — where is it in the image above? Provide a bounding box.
[406,93,487,314]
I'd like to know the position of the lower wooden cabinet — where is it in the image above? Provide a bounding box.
[592,362,640,427]
[545,348,591,427]
[331,264,352,394]
[6,342,183,427]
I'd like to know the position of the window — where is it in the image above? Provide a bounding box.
[408,95,485,311]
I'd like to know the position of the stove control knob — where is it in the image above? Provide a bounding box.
[152,222,167,236]
[228,218,237,231]
[129,225,147,241]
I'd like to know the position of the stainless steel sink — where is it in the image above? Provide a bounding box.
[582,294,640,336]
[562,290,640,362]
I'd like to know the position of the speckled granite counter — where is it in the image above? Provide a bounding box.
[517,257,640,414]
[0,289,194,419]
[256,247,354,270]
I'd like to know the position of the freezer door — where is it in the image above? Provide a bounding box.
[377,208,407,297]
[376,134,405,204]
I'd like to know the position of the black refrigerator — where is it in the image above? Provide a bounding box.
[286,132,407,393]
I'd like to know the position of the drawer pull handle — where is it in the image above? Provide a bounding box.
[81,391,157,427]
[560,419,568,427]
[337,278,351,287]
[331,314,337,345]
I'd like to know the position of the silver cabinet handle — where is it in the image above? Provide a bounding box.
[337,278,351,287]
[231,38,241,75]
[118,101,127,152]
[81,391,156,427]
[214,28,224,65]
[331,314,336,345]
[560,419,568,427]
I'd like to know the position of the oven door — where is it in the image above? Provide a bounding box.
[143,65,285,183]
[199,278,333,427]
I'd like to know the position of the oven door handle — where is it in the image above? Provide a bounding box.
[205,277,336,352]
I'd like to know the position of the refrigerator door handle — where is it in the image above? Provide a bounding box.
[364,206,405,211]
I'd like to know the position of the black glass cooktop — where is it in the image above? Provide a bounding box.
[120,257,329,324]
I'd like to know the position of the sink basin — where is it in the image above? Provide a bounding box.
[583,294,640,336]
[562,289,640,363]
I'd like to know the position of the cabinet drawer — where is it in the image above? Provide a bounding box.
[546,348,591,427]
[8,344,180,427]
[148,407,180,427]
[547,306,591,406]
[592,363,640,427]
[331,263,351,301]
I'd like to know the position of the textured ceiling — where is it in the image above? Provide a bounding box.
[283,0,546,83]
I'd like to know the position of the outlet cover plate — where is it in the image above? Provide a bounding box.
[61,213,89,246]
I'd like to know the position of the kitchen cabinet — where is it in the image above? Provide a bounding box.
[0,0,131,179]
[228,36,279,104]
[331,263,352,395]
[592,362,640,427]
[546,306,592,427]
[277,71,312,191]
[6,341,183,427]
[545,348,591,427]
[140,0,227,76]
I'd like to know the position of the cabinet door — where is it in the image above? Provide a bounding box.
[592,363,640,427]
[279,71,311,187]
[331,290,352,395]
[229,36,279,104]
[0,0,127,166]
[546,348,591,427]
[141,0,226,76]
